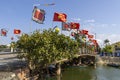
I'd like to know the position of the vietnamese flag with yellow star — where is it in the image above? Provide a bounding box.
[70,22,80,29]
[14,29,21,34]
[81,30,88,35]
[88,34,94,38]
[53,12,67,22]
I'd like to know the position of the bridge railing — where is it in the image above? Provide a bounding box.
[79,48,96,55]
[0,48,22,55]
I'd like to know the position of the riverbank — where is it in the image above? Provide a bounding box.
[96,55,120,68]
[1,53,120,79]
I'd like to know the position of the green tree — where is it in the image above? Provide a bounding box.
[16,29,79,78]
[104,39,110,46]
[103,39,112,53]
[102,45,112,53]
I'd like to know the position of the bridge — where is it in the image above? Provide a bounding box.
[0,52,97,70]
[0,53,26,71]
[0,52,97,67]
[52,52,97,67]
[0,52,97,79]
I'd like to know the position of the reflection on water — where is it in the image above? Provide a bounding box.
[49,65,120,80]
[95,66,120,80]
[61,66,94,80]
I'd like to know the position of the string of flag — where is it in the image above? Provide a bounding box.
[0,3,98,48]
[31,6,98,47]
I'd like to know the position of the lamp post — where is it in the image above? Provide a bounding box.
[54,27,60,33]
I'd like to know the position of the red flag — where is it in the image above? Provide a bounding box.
[62,22,71,31]
[14,29,21,34]
[88,34,94,38]
[89,39,93,42]
[77,30,81,34]
[70,22,80,29]
[92,39,98,46]
[32,6,45,24]
[77,30,83,35]
[71,32,75,36]
[53,12,67,22]
[81,30,88,35]
[1,29,8,36]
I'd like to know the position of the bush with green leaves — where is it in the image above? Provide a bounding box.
[16,29,80,71]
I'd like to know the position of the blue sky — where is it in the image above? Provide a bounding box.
[0,0,120,46]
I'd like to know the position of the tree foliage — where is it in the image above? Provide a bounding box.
[104,39,110,45]
[102,45,112,53]
[103,39,112,53]
[16,29,80,70]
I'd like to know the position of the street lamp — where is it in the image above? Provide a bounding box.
[55,27,60,33]
[53,26,60,33]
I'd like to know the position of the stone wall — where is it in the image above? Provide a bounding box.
[100,56,120,64]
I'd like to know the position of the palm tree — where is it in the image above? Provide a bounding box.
[103,39,112,56]
[104,39,110,46]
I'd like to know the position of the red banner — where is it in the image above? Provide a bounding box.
[70,22,80,29]
[81,30,88,35]
[71,32,75,36]
[53,12,67,22]
[14,29,21,34]
[1,29,8,36]
[62,22,70,31]
[88,34,94,38]
[32,6,45,24]
[92,39,98,46]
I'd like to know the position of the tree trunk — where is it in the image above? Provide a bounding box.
[56,63,61,76]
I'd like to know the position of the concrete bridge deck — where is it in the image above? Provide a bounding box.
[0,53,26,71]
[0,53,96,65]
[0,53,19,65]
[0,52,96,71]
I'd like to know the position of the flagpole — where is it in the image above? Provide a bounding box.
[61,29,62,34]
[95,33,96,39]
[61,23,62,34]
[52,21,54,29]
[30,19,33,34]
[30,5,35,34]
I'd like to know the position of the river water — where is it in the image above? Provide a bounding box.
[49,65,120,80]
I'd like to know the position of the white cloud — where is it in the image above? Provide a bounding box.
[100,24,108,27]
[84,19,95,23]
[111,24,117,26]
[95,23,119,28]
[96,34,120,47]
[70,18,81,21]
[61,30,71,36]
[61,31,120,48]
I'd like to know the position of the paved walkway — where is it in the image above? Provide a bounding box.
[0,53,26,79]
[0,53,19,65]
